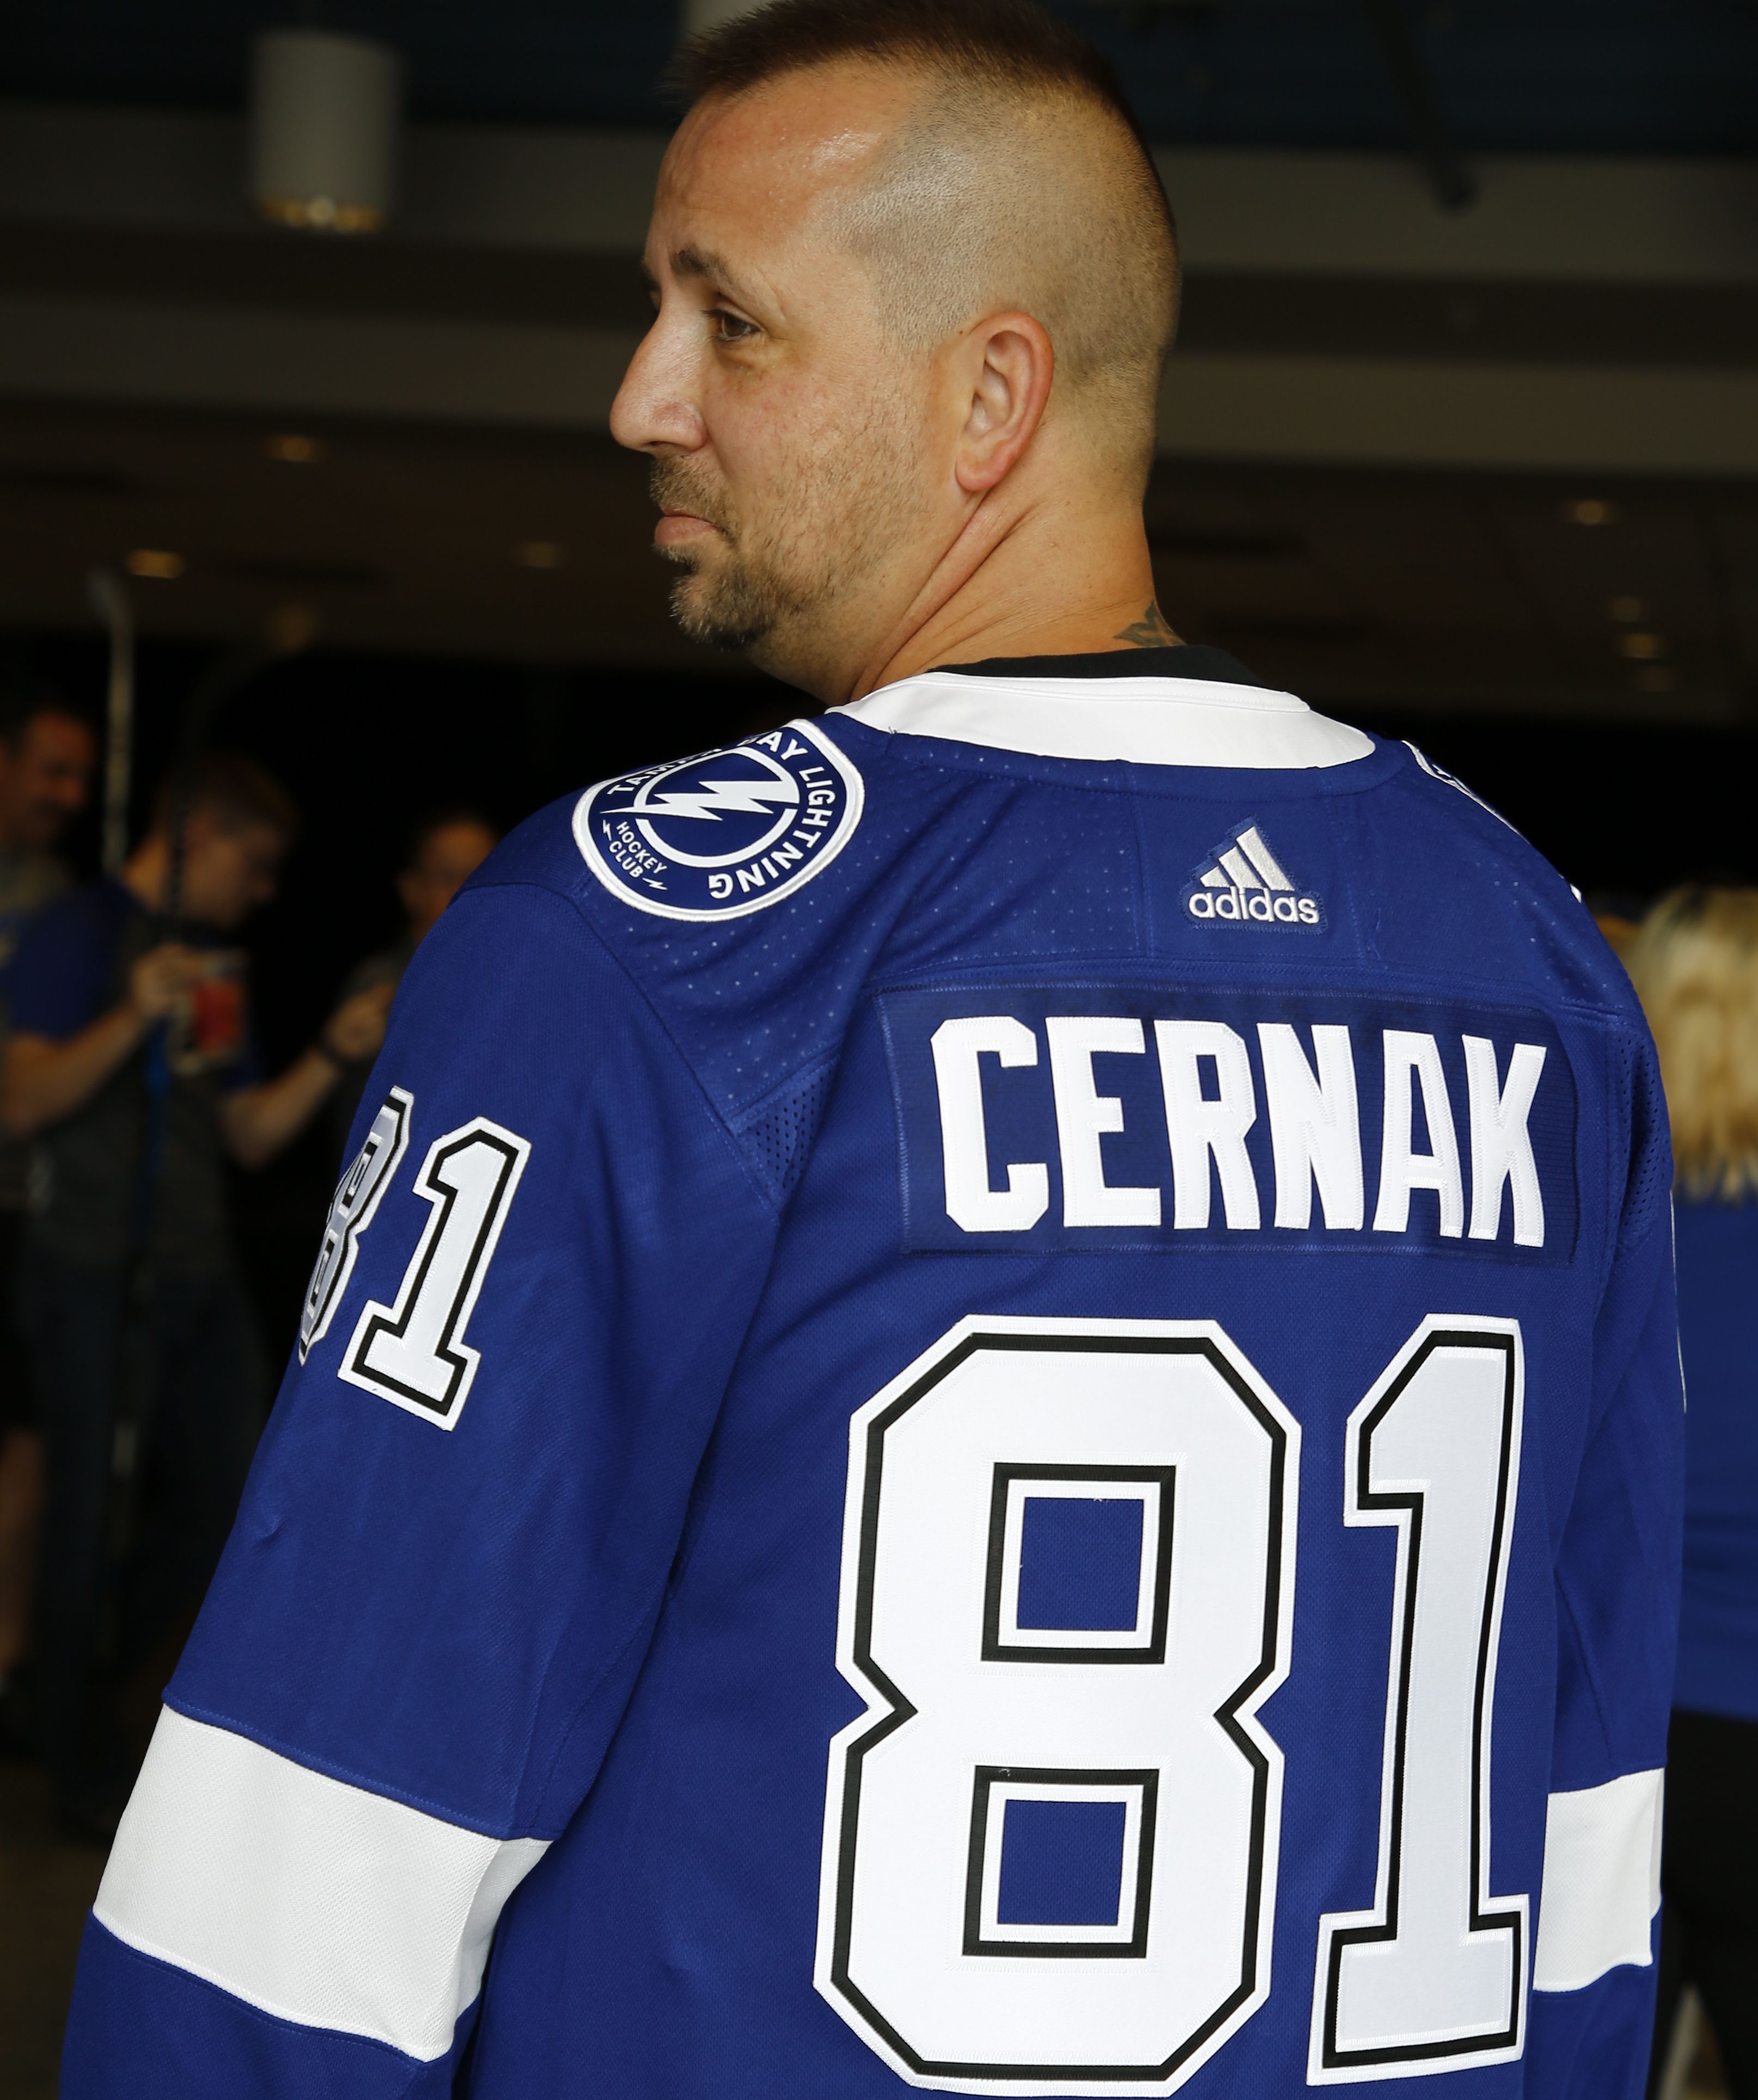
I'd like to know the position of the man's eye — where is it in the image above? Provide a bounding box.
[710,309,758,344]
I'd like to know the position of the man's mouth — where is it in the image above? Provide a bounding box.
[654,507,724,550]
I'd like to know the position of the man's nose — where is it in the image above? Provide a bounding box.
[609,314,707,456]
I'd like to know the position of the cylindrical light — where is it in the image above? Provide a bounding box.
[248,30,402,235]
[680,0,770,37]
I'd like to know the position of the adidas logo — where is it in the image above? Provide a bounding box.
[1183,822,1324,928]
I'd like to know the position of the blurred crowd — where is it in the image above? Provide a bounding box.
[0,675,1752,2096]
[0,677,496,1844]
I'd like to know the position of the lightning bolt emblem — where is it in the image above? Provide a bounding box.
[637,774,799,823]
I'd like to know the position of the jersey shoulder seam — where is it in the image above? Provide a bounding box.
[463,873,786,1219]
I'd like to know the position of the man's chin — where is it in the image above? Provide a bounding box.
[668,572,772,654]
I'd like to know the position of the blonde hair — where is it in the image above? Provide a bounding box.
[1626,886,1758,1199]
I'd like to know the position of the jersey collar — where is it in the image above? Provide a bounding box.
[832,645,1373,771]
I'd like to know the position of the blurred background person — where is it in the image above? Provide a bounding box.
[0,751,389,1838]
[1629,890,1758,2100]
[327,805,497,1153]
[0,677,97,1754]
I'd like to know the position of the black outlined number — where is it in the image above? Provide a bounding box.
[339,1117,530,1430]
[298,1087,412,1363]
[815,1318,1298,2093]
[817,1315,1533,2096]
[1309,1321,1528,2080]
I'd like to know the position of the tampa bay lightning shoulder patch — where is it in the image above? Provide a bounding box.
[573,720,864,921]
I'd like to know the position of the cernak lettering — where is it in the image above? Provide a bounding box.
[882,990,1577,1263]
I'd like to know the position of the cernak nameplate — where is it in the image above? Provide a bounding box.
[878,983,1578,1264]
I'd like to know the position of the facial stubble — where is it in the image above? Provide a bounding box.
[649,389,926,674]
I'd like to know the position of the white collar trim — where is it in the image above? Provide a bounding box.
[834,669,1374,770]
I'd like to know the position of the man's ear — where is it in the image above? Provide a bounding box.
[953,312,1054,496]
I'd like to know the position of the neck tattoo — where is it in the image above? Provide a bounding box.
[1114,601,1178,647]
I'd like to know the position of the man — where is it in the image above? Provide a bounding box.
[0,681,95,963]
[0,680,97,1742]
[64,4,1680,2096]
[2,751,389,1835]
[327,807,499,1153]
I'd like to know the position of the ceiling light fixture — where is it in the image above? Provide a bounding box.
[266,432,326,464]
[249,31,402,235]
[515,541,566,570]
[1564,498,1619,526]
[125,548,185,580]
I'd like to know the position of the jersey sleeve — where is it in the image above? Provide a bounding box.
[62,877,783,2099]
[1527,1026,1683,2098]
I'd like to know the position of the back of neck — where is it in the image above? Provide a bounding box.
[856,498,1172,700]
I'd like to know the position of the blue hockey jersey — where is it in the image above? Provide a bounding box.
[64,648,1682,2099]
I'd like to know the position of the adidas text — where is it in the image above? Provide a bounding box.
[1182,821,1326,931]
[1188,889,1321,926]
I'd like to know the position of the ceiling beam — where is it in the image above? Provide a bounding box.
[5,103,1758,286]
[3,102,1757,478]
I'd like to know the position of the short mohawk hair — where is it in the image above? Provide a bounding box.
[667,0,1153,157]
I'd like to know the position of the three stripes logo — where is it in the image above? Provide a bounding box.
[1182,821,1325,929]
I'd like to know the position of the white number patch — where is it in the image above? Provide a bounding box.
[817,1315,1530,2095]
[298,1087,412,1363]
[816,1318,1299,2096]
[1311,1320,1527,2080]
[338,1116,531,1430]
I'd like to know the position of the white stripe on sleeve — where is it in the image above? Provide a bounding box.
[94,1706,549,2060]
[1531,1768,1663,1993]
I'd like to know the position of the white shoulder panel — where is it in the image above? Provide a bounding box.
[1531,1768,1663,1993]
[837,671,1374,770]
[94,1706,548,2061]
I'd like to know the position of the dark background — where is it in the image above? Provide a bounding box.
[8,0,1758,151]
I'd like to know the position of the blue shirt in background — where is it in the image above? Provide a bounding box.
[1674,1192,1758,1723]
[5,878,258,1277]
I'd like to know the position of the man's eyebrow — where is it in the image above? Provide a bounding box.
[670,246,758,302]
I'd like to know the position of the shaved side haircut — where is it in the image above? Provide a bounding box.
[671,0,1180,491]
